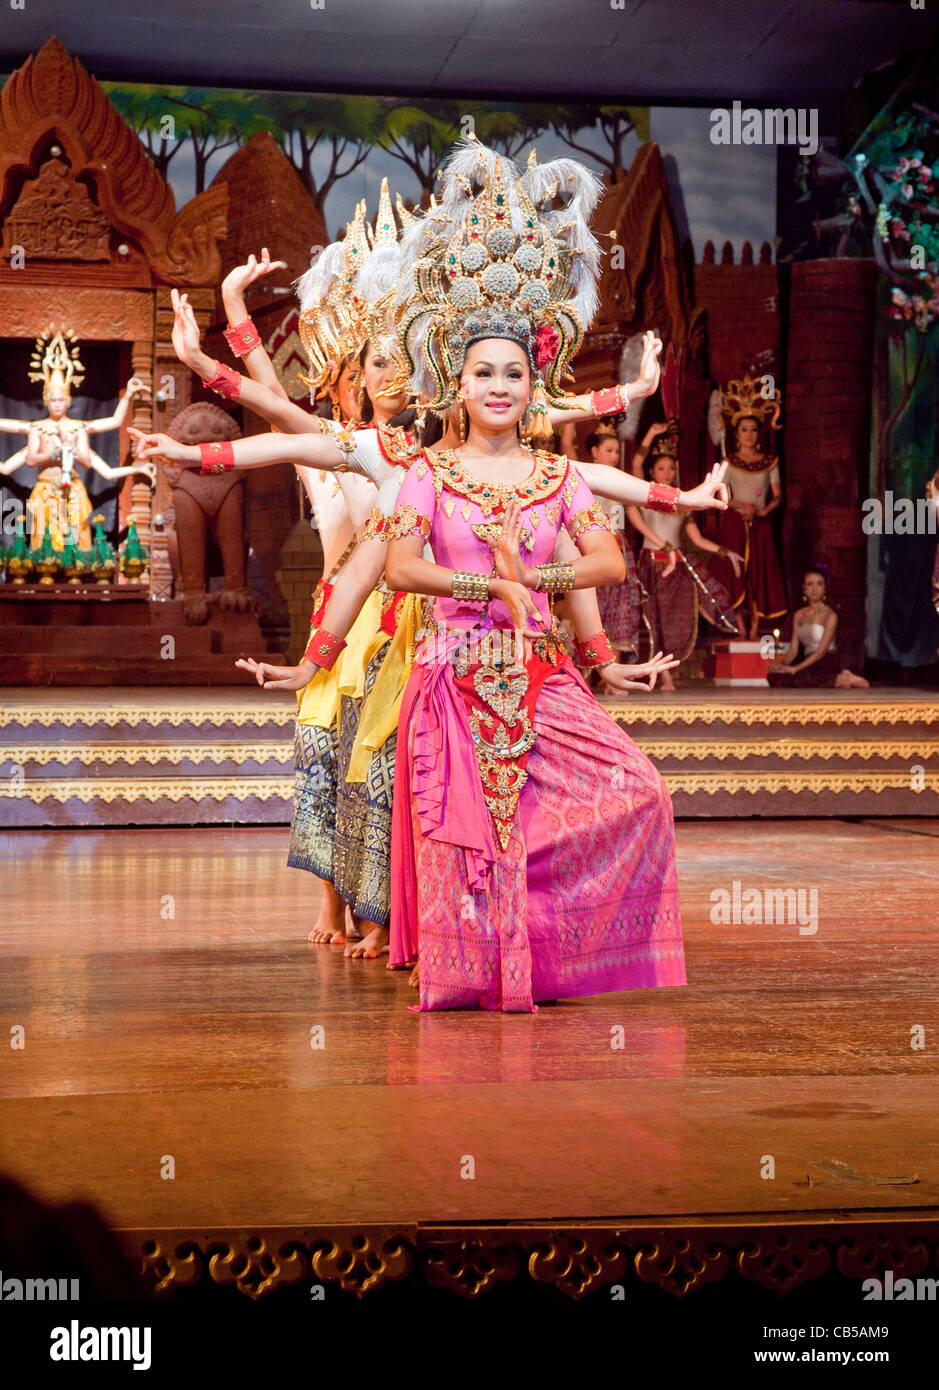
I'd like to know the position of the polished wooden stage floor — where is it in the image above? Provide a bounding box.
[1,818,937,1296]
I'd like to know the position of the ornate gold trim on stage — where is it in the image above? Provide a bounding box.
[3,691,937,732]
[2,688,936,821]
[2,767,934,806]
[666,769,936,796]
[3,776,294,803]
[2,742,293,766]
[609,698,939,727]
[5,738,933,769]
[639,738,939,762]
[0,700,293,733]
[128,1216,939,1301]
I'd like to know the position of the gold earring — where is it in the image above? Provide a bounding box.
[457,394,466,445]
[519,409,532,450]
[331,400,341,421]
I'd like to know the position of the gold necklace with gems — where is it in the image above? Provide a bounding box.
[431,447,566,519]
[376,420,420,464]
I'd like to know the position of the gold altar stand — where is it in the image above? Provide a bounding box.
[0,819,936,1302]
[1,685,937,826]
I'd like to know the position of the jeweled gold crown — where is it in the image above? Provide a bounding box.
[393,137,603,415]
[295,201,371,399]
[651,420,681,458]
[719,373,783,430]
[29,327,84,401]
[354,178,414,369]
[296,180,412,400]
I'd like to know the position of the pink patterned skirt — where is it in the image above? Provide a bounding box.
[390,655,685,1012]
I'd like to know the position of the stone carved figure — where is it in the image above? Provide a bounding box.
[163,402,253,624]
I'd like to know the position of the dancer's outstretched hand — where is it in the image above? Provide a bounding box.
[600,650,679,693]
[235,656,316,691]
[128,427,193,464]
[222,248,287,302]
[630,330,663,400]
[683,461,730,511]
[170,288,203,367]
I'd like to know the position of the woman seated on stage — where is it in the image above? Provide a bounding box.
[767,566,868,688]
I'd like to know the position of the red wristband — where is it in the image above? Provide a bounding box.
[591,386,625,417]
[380,591,407,637]
[309,579,334,627]
[647,481,680,514]
[200,361,241,400]
[303,627,346,670]
[574,630,615,669]
[223,317,262,358]
[199,440,235,475]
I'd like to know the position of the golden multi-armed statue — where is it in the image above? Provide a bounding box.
[0,328,154,548]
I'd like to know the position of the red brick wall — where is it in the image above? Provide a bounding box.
[782,259,878,667]
[693,243,780,384]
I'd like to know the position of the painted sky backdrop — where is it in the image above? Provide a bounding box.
[91,83,776,260]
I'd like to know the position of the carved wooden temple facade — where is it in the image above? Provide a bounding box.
[0,38,873,682]
[0,39,228,570]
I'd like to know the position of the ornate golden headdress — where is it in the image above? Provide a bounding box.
[393,137,602,433]
[651,420,681,458]
[591,420,619,441]
[295,201,371,399]
[719,373,783,430]
[29,327,84,402]
[355,178,410,364]
[295,179,413,401]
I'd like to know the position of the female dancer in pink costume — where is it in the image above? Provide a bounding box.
[383,139,730,1012]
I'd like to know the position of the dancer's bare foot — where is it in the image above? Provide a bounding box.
[345,924,389,959]
[408,962,419,989]
[308,924,345,944]
[307,884,347,944]
[835,668,870,689]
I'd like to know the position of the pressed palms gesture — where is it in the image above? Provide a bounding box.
[487,496,535,588]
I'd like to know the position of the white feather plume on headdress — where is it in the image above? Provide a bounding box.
[355,242,400,310]
[355,241,405,356]
[295,241,343,314]
[518,155,603,331]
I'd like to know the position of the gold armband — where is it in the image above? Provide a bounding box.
[534,562,575,594]
[451,571,490,603]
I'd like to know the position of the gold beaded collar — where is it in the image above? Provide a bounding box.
[428,448,568,519]
[376,420,420,465]
[727,450,779,476]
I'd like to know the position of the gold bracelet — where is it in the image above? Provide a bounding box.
[451,570,490,603]
[535,562,575,594]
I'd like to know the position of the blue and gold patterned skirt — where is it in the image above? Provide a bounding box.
[332,644,397,926]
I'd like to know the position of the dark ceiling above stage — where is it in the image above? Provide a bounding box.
[0,1,932,117]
